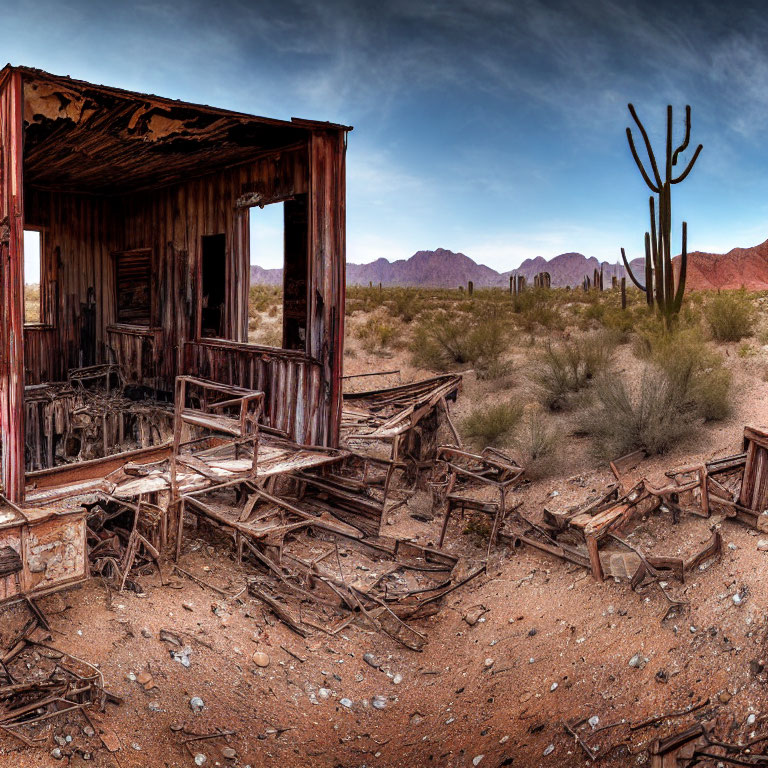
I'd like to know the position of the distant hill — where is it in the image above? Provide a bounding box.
[250,241,768,291]
[683,238,768,291]
[251,247,632,288]
[249,264,283,286]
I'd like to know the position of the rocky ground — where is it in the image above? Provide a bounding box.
[6,298,768,767]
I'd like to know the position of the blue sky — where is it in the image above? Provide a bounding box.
[13,0,768,276]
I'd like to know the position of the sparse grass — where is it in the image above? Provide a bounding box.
[704,290,755,342]
[461,400,523,447]
[532,332,615,410]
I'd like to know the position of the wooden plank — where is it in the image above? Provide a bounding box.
[0,71,25,502]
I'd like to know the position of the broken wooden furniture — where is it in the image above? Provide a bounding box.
[23,366,173,472]
[510,481,722,587]
[341,374,462,468]
[176,449,392,561]
[431,446,524,553]
[657,426,768,530]
[170,376,264,498]
[0,496,87,602]
[68,363,124,393]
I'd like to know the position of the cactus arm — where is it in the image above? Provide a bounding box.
[620,247,646,292]
[671,143,702,184]
[628,104,663,190]
[673,221,688,312]
[665,106,673,182]
[626,128,661,193]
[644,232,654,306]
[672,105,691,166]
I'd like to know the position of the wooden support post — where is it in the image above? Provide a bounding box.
[621,277,627,310]
[0,71,25,503]
[509,275,514,295]
[467,280,473,296]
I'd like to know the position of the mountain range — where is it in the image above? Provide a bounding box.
[250,241,768,291]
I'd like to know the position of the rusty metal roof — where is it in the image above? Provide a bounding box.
[5,64,352,194]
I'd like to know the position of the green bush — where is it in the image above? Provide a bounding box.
[705,290,755,342]
[461,400,523,447]
[643,326,731,422]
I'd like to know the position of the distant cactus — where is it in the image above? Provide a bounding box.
[620,104,702,323]
[534,271,551,289]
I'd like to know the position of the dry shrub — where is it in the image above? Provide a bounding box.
[514,408,559,479]
[532,332,615,410]
[579,367,692,458]
[410,309,508,376]
[461,400,523,447]
[641,326,731,422]
[581,328,732,457]
[387,287,423,323]
[356,316,399,354]
[249,284,282,314]
[513,288,565,331]
[705,290,755,342]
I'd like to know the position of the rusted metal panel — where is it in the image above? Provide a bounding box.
[0,71,26,502]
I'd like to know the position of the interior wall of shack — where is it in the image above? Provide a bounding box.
[22,132,347,452]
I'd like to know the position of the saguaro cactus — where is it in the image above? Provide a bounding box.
[620,104,702,323]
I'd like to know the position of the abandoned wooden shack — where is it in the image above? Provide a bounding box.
[0,65,351,601]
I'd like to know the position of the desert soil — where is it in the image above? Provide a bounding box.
[5,328,768,768]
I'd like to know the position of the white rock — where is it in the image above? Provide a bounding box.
[473,755,484,766]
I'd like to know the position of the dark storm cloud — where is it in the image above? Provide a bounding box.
[4,0,768,266]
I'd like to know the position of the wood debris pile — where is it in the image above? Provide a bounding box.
[179,462,485,651]
[0,600,119,754]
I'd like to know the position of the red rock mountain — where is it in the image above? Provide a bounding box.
[683,239,768,291]
[249,242,768,290]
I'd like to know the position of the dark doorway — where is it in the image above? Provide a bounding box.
[201,234,226,337]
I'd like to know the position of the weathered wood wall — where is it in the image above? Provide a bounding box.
[24,146,308,386]
[184,340,324,444]
[0,71,26,501]
[22,135,347,448]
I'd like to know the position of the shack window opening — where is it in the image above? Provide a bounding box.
[23,229,42,324]
[248,196,308,351]
[114,249,152,325]
[201,234,227,338]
